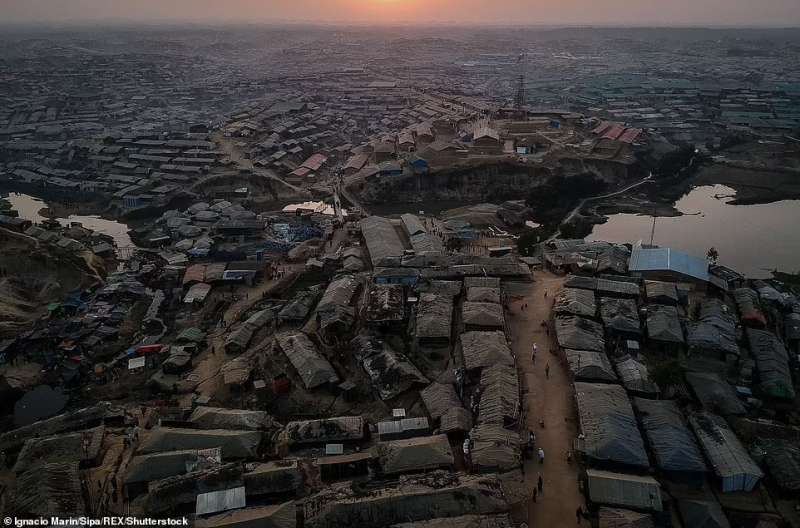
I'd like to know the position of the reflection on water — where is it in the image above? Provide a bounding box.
[4,192,134,249]
[588,185,800,278]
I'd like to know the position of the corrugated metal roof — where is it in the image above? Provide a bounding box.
[629,246,709,282]
[195,486,246,516]
[587,469,662,511]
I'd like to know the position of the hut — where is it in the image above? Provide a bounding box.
[275,332,339,390]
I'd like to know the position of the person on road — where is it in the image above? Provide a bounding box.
[537,475,543,492]
[545,363,550,379]
[532,487,537,503]
[538,447,545,463]
[576,506,584,524]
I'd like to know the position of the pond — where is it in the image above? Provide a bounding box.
[588,185,800,278]
[4,192,134,250]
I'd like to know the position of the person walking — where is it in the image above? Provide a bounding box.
[545,363,550,379]
[576,506,584,524]
[532,487,537,503]
[538,447,545,464]
[537,475,543,492]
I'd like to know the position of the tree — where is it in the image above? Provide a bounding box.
[707,247,719,265]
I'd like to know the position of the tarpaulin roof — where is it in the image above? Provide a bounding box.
[360,216,406,266]
[600,297,641,335]
[284,416,365,445]
[352,334,428,400]
[276,332,339,389]
[189,407,277,431]
[466,287,501,304]
[615,356,659,395]
[677,500,731,528]
[686,298,739,356]
[138,428,262,459]
[685,371,746,416]
[644,281,678,304]
[633,398,706,474]
[586,469,662,512]
[732,288,766,327]
[555,315,606,353]
[646,304,684,344]
[378,434,454,475]
[574,382,649,469]
[689,411,763,492]
[566,349,617,382]
[757,438,800,491]
[598,507,654,528]
[460,331,514,372]
[747,328,795,400]
[555,288,597,318]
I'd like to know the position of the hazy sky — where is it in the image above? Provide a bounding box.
[3,0,800,26]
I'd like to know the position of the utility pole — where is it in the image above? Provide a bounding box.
[649,207,657,246]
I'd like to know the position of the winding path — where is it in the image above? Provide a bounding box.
[549,173,653,241]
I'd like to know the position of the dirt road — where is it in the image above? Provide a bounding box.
[506,271,586,527]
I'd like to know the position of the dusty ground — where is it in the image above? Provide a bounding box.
[505,271,588,527]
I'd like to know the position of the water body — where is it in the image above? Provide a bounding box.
[588,185,800,278]
[4,192,134,249]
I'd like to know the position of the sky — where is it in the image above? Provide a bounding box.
[2,0,800,27]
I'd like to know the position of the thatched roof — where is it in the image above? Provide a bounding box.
[462,302,505,329]
[555,315,606,352]
[416,293,454,341]
[555,288,597,318]
[470,424,521,473]
[420,382,462,422]
[477,364,519,426]
[283,416,365,445]
[195,502,297,528]
[460,331,513,372]
[14,461,85,516]
[352,334,428,400]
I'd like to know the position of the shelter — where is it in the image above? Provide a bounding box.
[124,449,221,486]
[758,438,800,492]
[138,428,262,459]
[460,331,514,372]
[600,297,641,336]
[466,287,501,304]
[416,293,454,345]
[644,281,679,305]
[614,356,659,396]
[316,275,360,341]
[586,469,662,512]
[360,216,406,267]
[646,304,684,345]
[633,398,706,480]
[352,334,428,400]
[555,316,606,353]
[244,461,304,498]
[629,244,709,284]
[686,299,740,359]
[302,472,509,528]
[189,407,277,431]
[14,461,85,516]
[440,407,473,435]
[732,288,766,328]
[391,514,512,528]
[377,417,431,441]
[196,486,246,516]
[477,364,520,426]
[746,328,795,400]
[420,382,462,423]
[574,382,649,470]
[275,332,339,390]
[225,310,274,354]
[279,288,321,325]
[283,416,365,446]
[685,372,746,416]
[566,349,617,382]
[554,288,597,318]
[195,502,296,528]
[598,508,655,528]
[365,284,405,326]
[469,424,521,473]
[689,411,763,492]
[377,434,454,475]
[12,426,104,474]
[677,499,731,528]
[462,302,505,330]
